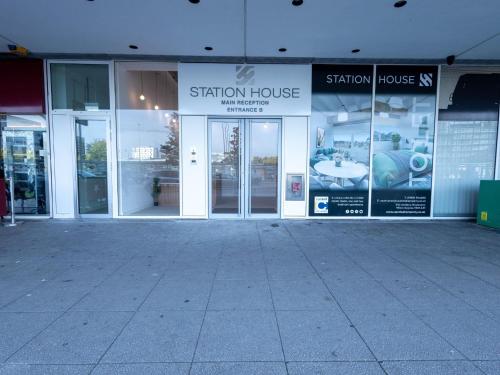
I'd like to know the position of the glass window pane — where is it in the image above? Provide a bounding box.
[51,64,110,111]
[76,119,109,214]
[210,120,241,215]
[249,120,280,215]
[116,62,179,216]
[434,67,500,217]
[0,114,50,215]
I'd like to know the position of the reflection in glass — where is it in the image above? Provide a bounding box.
[76,119,109,214]
[116,62,180,216]
[210,120,240,215]
[434,67,500,217]
[0,115,50,215]
[249,120,279,214]
[50,64,110,111]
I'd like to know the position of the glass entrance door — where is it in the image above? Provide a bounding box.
[247,119,280,215]
[75,118,111,216]
[0,115,50,216]
[209,119,242,216]
[209,118,281,218]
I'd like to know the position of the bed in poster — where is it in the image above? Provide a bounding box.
[370,65,438,217]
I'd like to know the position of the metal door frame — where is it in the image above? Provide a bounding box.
[208,117,282,219]
[73,115,113,218]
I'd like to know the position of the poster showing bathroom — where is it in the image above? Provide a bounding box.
[371,65,438,217]
[309,65,373,216]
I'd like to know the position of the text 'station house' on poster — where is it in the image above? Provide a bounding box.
[309,65,374,217]
[371,65,438,217]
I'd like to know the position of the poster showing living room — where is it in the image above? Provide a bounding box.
[371,93,435,191]
[309,93,372,192]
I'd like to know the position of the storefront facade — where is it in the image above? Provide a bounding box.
[1,59,499,220]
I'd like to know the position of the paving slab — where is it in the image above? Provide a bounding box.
[140,278,212,311]
[381,360,483,375]
[1,281,93,313]
[190,362,287,375]
[415,308,500,360]
[194,310,283,361]
[474,361,500,375]
[269,278,337,310]
[277,310,374,361]
[72,277,158,312]
[0,364,92,375]
[8,311,132,364]
[91,363,190,375]
[380,279,470,310]
[0,312,60,362]
[102,310,204,363]
[326,279,405,311]
[347,308,464,360]
[286,361,385,375]
[208,279,273,310]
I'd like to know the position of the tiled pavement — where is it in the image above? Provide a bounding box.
[0,220,499,374]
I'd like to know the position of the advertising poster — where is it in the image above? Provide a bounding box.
[371,65,438,216]
[309,65,373,216]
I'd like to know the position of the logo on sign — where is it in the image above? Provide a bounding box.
[314,196,329,214]
[419,73,433,87]
[236,65,255,85]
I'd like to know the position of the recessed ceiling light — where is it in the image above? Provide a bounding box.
[394,0,407,8]
[292,0,303,6]
[278,48,287,52]
[204,46,213,51]
[189,0,200,3]
[129,45,138,50]
[351,49,360,54]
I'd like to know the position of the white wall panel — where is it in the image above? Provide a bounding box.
[282,116,308,217]
[51,114,75,218]
[181,115,207,217]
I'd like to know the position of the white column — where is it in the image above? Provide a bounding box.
[181,115,208,218]
[282,116,309,218]
[50,114,76,218]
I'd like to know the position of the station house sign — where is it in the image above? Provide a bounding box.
[179,63,311,116]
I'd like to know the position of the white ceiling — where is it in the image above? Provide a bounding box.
[1,0,500,61]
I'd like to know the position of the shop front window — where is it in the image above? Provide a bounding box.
[434,67,500,217]
[115,62,180,216]
[0,115,50,215]
[50,63,110,111]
